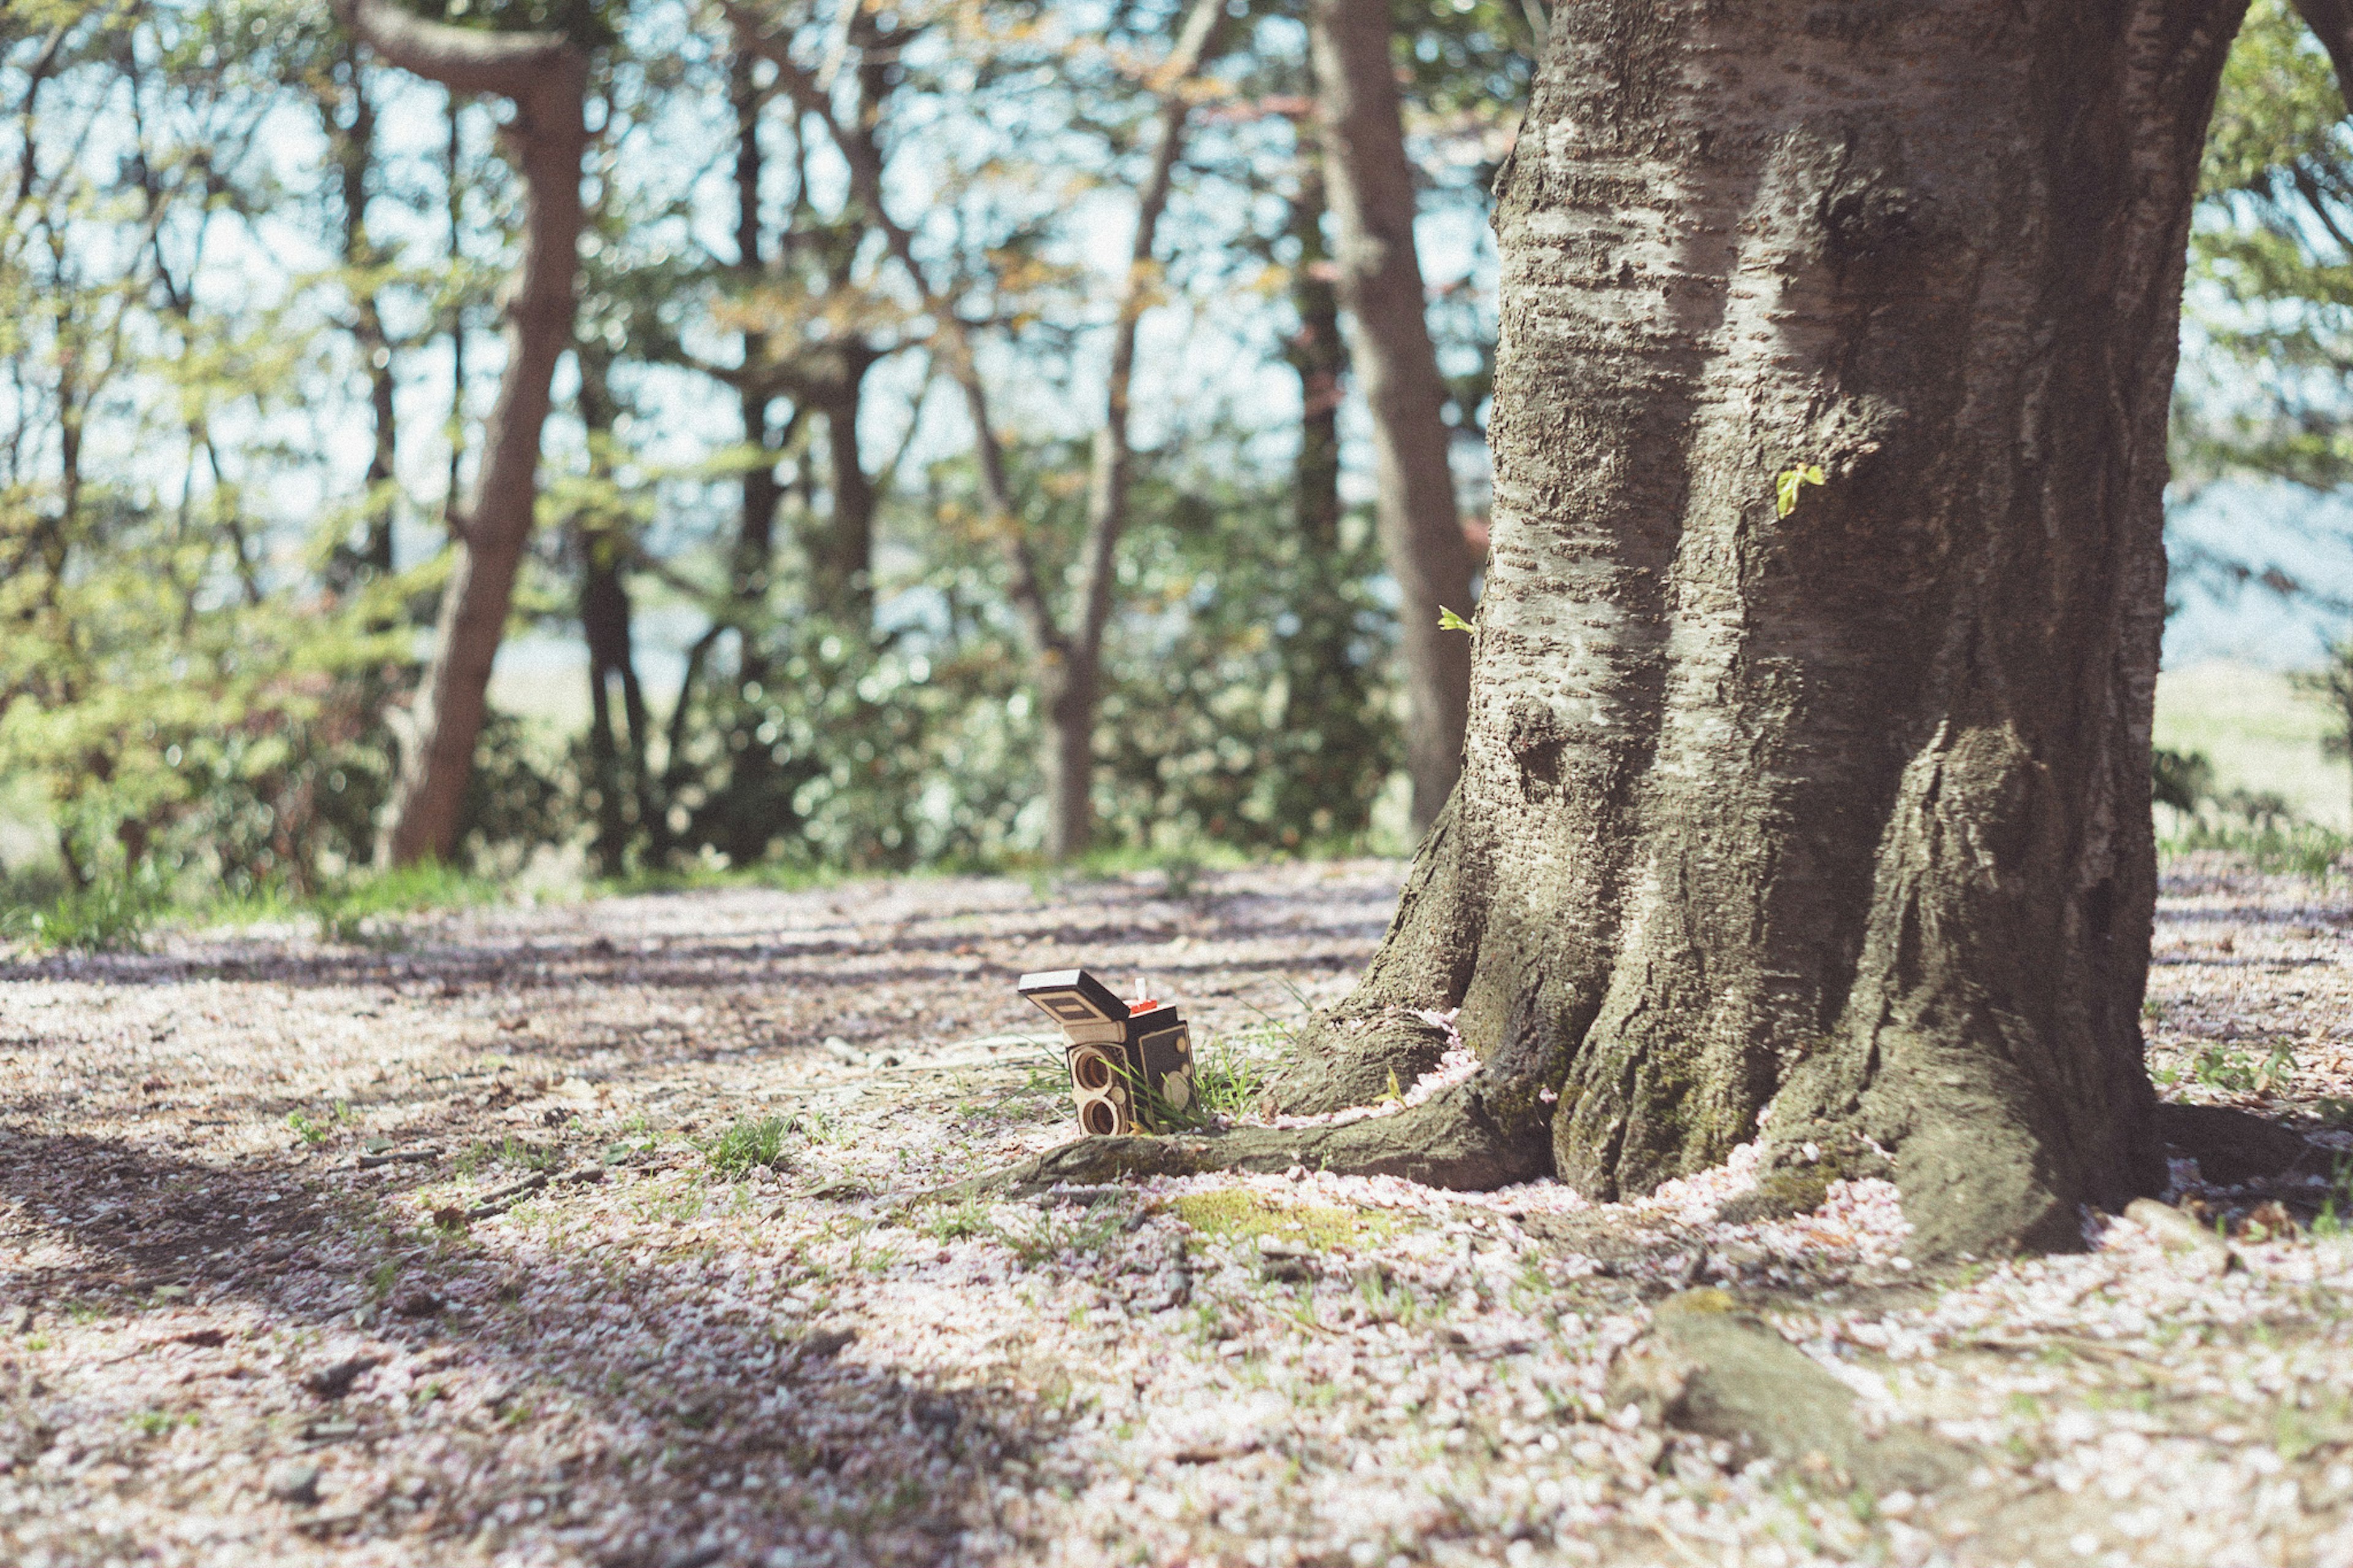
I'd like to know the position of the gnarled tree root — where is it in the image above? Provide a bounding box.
[939,1081,1547,1202]
[1609,1290,1972,1493]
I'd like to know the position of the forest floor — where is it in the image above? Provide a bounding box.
[1,857,2351,1568]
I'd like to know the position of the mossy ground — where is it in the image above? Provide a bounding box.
[1165,1189,1393,1253]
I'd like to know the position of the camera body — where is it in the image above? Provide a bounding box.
[1017,968,1195,1135]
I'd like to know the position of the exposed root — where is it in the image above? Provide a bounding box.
[1260,1012,1452,1118]
[1609,1290,1972,1493]
[943,1080,1548,1202]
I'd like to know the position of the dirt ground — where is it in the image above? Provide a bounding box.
[2,857,2352,1568]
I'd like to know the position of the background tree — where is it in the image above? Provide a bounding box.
[1308,0,1478,835]
[0,0,1542,895]
[339,0,593,868]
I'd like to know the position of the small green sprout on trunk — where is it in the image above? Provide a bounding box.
[1437,606,1476,633]
[1776,463,1827,517]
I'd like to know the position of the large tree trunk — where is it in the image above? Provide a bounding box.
[1307,0,1476,838]
[347,0,588,868]
[1044,0,2255,1260]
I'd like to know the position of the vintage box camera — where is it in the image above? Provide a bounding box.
[1016,968,1195,1135]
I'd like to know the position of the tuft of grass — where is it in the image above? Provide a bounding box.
[2163,812,2349,879]
[1187,1031,1276,1121]
[313,862,503,942]
[7,876,165,953]
[1167,1188,1388,1252]
[1003,1202,1129,1267]
[699,1116,788,1180]
[128,1409,199,1437]
[921,1195,993,1243]
[2313,1158,2353,1238]
[455,1135,557,1176]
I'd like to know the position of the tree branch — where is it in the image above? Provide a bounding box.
[718,0,1058,651]
[330,0,585,108]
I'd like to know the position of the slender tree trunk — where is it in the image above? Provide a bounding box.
[1307,0,1476,837]
[808,358,878,618]
[321,48,397,581]
[1287,160,1345,561]
[731,47,780,678]
[1273,116,1383,840]
[443,95,467,523]
[716,47,788,866]
[344,0,589,867]
[1020,0,2257,1260]
[1042,0,1228,861]
[573,346,656,876]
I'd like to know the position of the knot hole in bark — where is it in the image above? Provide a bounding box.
[1817,178,1916,265]
[1506,698,1571,801]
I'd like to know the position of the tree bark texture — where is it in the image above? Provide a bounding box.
[1249,0,2252,1257]
[320,47,397,583]
[574,346,659,876]
[348,0,588,868]
[808,362,879,616]
[1307,0,1476,837]
[1042,0,1227,861]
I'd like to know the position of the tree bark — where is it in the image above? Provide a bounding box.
[318,45,397,584]
[1271,132,1384,842]
[808,360,879,616]
[1046,0,1227,861]
[572,346,658,877]
[1048,0,2254,1260]
[1307,0,1476,838]
[346,0,589,867]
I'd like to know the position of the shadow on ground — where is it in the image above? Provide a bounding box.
[0,1126,1063,1566]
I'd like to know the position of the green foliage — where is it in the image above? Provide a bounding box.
[698,1116,788,1181]
[5,0,1537,901]
[1775,463,1826,518]
[2181,0,2353,494]
[2153,746,2218,812]
[2154,1039,2297,1095]
[1094,442,1400,853]
[4,874,166,953]
[311,861,504,941]
[660,616,1023,874]
[2164,803,2349,878]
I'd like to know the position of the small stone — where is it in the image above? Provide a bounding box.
[792,1326,857,1364]
[267,1461,320,1505]
[303,1355,380,1400]
[2124,1198,2238,1278]
[390,1289,443,1318]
